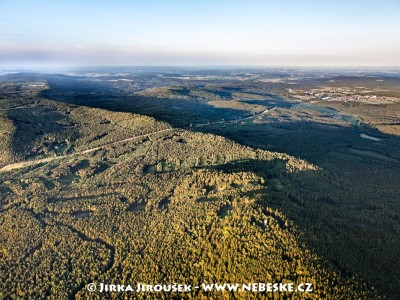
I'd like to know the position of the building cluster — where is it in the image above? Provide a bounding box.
[287,87,399,104]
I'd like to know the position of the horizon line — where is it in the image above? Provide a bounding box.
[2,65,400,70]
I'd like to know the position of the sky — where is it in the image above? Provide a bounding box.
[0,0,399,67]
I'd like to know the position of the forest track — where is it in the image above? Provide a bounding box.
[0,107,275,173]
[0,128,174,173]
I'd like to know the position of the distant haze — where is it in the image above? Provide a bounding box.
[1,0,399,67]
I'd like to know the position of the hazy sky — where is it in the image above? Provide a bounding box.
[1,0,399,67]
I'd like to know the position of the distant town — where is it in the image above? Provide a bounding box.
[289,87,400,104]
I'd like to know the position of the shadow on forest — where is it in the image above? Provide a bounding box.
[38,74,254,127]
[5,104,80,161]
[202,157,400,298]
